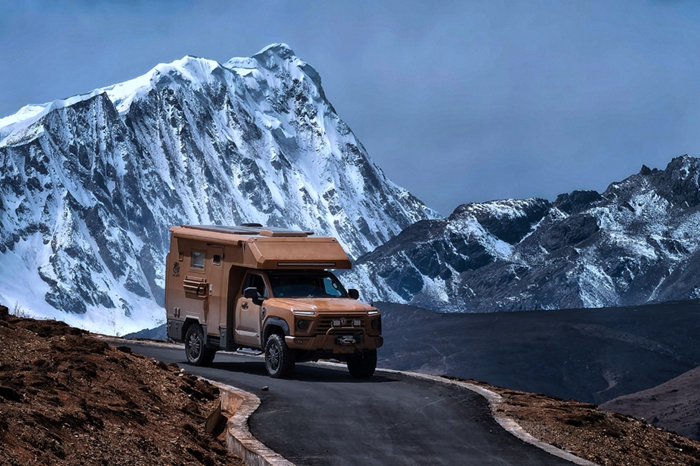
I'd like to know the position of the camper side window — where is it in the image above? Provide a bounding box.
[191,251,205,269]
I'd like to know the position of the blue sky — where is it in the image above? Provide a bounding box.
[1,0,699,215]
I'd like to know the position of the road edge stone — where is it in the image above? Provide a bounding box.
[208,380,295,466]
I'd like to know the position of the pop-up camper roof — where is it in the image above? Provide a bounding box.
[170,225,352,269]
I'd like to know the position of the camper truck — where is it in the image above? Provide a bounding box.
[164,225,383,378]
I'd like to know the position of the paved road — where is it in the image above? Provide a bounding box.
[126,343,573,466]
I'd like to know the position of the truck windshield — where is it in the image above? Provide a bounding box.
[266,271,348,298]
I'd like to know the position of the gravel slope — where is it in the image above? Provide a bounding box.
[459,378,700,466]
[0,305,242,465]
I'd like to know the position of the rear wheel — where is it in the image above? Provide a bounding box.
[265,334,295,378]
[185,324,216,366]
[347,350,377,379]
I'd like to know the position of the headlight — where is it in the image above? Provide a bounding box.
[297,319,309,330]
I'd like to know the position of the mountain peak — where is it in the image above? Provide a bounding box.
[223,43,301,75]
[253,43,296,59]
[152,55,221,86]
[0,44,435,334]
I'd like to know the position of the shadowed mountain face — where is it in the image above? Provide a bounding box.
[377,301,700,405]
[344,156,700,312]
[0,44,435,334]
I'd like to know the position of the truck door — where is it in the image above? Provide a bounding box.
[234,272,267,348]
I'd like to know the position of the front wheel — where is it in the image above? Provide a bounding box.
[347,349,377,379]
[265,334,295,378]
[185,324,216,366]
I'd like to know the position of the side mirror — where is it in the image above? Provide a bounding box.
[243,287,264,306]
[348,289,359,300]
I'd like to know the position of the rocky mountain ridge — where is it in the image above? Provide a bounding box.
[343,155,700,312]
[0,43,435,334]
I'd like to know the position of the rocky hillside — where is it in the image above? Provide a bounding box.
[344,155,700,312]
[0,305,241,465]
[0,44,435,334]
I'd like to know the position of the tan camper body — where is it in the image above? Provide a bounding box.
[165,225,382,378]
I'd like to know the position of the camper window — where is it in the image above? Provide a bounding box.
[191,251,205,269]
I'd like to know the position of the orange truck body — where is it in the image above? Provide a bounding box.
[164,225,382,378]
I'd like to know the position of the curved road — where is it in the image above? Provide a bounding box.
[125,343,573,466]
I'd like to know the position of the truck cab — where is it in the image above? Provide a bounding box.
[164,225,382,378]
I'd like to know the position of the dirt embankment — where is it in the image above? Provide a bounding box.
[0,305,243,466]
[451,377,700,466]
[600,365,700,442]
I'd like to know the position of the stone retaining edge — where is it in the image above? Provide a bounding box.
[207,380,295,466]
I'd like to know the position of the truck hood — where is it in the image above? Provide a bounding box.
[265,297,376,313]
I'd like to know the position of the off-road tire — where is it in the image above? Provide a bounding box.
[265,333,295,378]
[185,324,216,366]
[347,349,377,379]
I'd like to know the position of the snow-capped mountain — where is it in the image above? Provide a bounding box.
[0,44,436,334]
[343,156,700,312]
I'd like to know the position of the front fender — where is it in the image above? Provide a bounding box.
[262,316,291,346]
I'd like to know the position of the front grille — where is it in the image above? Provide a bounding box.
[313,314,370,336]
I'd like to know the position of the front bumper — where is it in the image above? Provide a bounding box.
[285,334,384,353]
